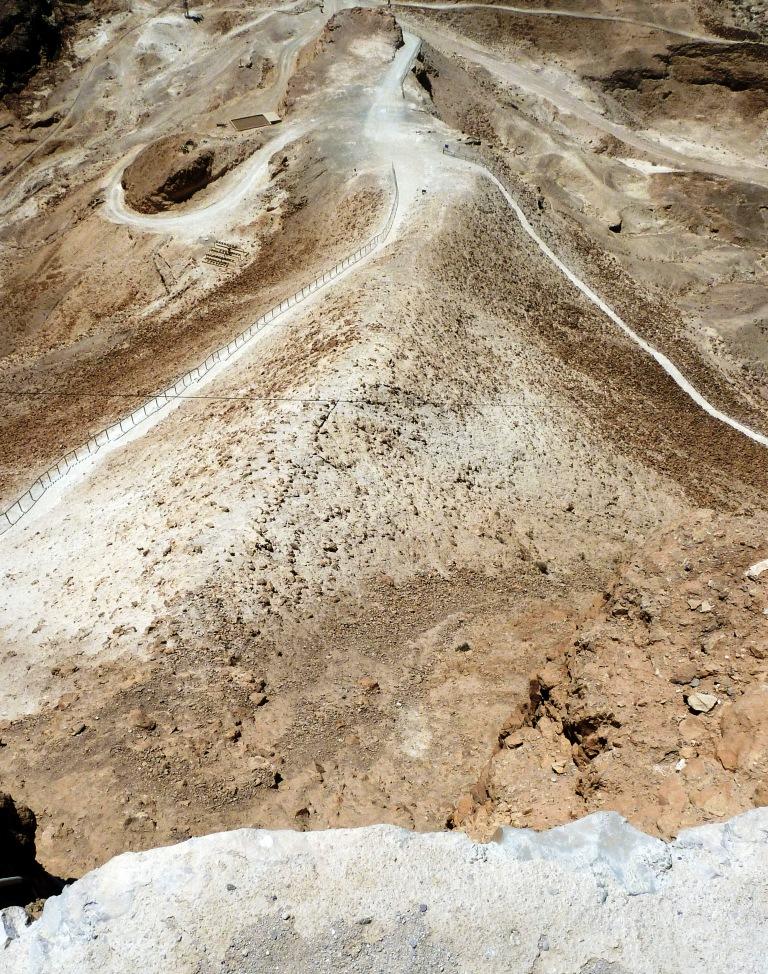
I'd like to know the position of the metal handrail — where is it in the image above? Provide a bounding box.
[0,876,24,889]
[0,165,399,535]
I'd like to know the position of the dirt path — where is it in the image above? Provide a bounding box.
[401,13,768,188]
[3,2,768,881]
[104,124,306,238]
[447,151,768,447]
[395,1,738,44]
[0,0,312,215]
[0,13,425,537]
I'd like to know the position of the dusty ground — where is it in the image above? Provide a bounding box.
[453,508,768,838]
[0,0,767,885]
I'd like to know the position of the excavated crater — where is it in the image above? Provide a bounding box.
[120,133,261,215]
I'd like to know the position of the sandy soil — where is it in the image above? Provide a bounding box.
[453,508,768,837]
[1,0,767,885]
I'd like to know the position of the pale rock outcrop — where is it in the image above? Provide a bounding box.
[3,809,768,973]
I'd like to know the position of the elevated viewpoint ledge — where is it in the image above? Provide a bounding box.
[4,809,768,973]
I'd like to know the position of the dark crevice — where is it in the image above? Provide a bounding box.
[0,792,70,911]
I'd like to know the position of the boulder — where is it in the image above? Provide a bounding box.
[716,686,768,772]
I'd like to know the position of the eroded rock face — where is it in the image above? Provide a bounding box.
[0,0,116,97]
[450,510,768,840]
[3,811,767,972]
[120,135,258,215]
[0,792,37,870]
[716,685,768,777]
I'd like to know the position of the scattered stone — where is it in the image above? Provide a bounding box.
[746,560,768,581]
[686,692,718,714]
[504,730,525,749]
[670,662,698,686]
[222,719,242,742]
[716,687,768,771]
[127,709,157,732]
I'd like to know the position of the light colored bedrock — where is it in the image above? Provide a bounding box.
[4,809,768,973]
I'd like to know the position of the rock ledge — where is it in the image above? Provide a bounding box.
[4,809,768,972]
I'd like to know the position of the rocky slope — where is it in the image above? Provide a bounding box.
[1,0,768,923]
[0,0,59,95]
[0,0,108,96]
[452,509,768,838]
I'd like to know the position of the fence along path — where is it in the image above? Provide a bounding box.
[0,167,399,536]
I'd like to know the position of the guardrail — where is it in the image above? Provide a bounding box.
[0,166,399,536]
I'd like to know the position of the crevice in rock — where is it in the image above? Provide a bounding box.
[0,792,69,913]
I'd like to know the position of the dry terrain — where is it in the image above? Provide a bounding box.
[0,0,766,888]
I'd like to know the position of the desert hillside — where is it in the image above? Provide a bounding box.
[1,1,767,969]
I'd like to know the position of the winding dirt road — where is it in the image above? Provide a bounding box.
[406,14,768,188]
[0,0,311,213]
[0,13,421,534]
[447,150,768,448]
[3,0,767,540]
[104,124,305,237]
[395,1,738,44]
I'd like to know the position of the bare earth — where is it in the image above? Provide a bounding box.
[0,0,767,883]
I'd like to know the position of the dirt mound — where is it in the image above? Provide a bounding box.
[452,509,768,839]
[121,134,258,215]
[282,7,404,112]
[320,6,403,51]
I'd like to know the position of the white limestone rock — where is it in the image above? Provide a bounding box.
[1,908,28,951]
[4,809,768,973]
